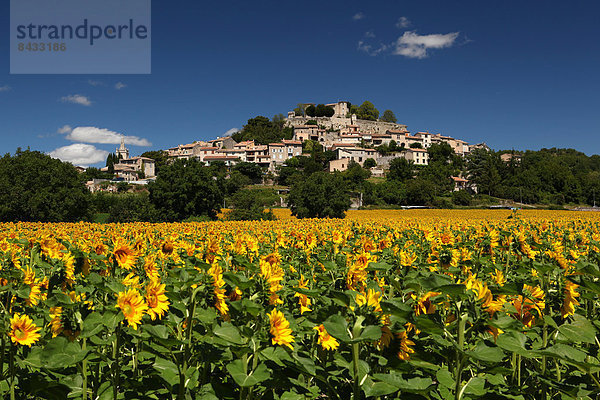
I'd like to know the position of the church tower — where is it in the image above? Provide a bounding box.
[116,137,129,160]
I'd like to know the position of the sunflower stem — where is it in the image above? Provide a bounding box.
[9,344,15,400]
[180,286,200,399]
[454,313,467,400]
[112,325,120,398]
[352,342,361,400]
[82,337,88,400]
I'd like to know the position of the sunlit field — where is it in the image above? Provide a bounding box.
[2,209,600,398]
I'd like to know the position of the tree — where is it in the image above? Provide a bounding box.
[232,162,264,184]
[363,158,377,169]
[357,101,379,121]
[406,179,435,206]
[140,150,168,176]
[80,167,113,181]
[226,189,276,221]
[381,110,397,123]
[409,143,422,149]
[314,104,335,117]
[305,105,316,117]
[387,157,413,181]
[149,158,224,221]
[0,150,91,222]
[342,161,371,190]
[452,190,472,206]
[427,143,454,164]
[466,148,501,196]
[232,116,293,145]
[288,172,351,219]
[106,153,118,174]
[293,104,305,117]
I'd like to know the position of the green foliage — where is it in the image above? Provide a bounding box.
[314,104,335,117]
[375,180,407,205]
[387,158,413,182]
[149,158,224,221]
[226,189,277,221]
[452,190,472,206]
[91,192,159,222]
[381,109,397,123]
[0,150,91,222]
[409,142,422,149]
[363,158,377,169]
[305,105,316,117]
[232,162,264,185]
[80,167,113,181]
[105,153,119,173]
[293,103,306,116]
[232,116,293,145]
[342,161,371,190]
[406,179,435,205]
[140,150,168,176]
[289,172,351,218]
[356,101,379,121]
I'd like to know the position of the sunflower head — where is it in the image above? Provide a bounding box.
[9,313,41,347]
[116,288,148,330]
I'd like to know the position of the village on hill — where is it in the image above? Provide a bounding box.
[90,101,487,193]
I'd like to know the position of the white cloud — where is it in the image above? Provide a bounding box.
[48,143,109,166]
[393,31,459,58]
[57,125,73,134]
[0,86,10,92]
[364,31,375,38]
[396,16,411,29]
[352,12,365,20]
[66,126,152,146]
[357,40,388,56]
[223,128,240,137]
[115,82,127,90]
[61,94,92,106]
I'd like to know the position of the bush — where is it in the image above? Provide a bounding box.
[406,179,435,206]
[452,190,472,206]
[226,189,276,221]
[0,150,91,222]
[289,172,351,218]
[149,158,224,221]
[432,197,454,209]
[91,192,158,223]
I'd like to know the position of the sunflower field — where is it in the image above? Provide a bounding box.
[2,210,600,399]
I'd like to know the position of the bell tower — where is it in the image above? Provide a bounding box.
[116,137,129,160]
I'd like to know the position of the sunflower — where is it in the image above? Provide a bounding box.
[396,330,415,361]
[268,308,294,350]
[48,307,63,338]
[116,288,148,330]
[112,240,137,270]
[294,275,312,314]
[145,279,170,321]
[561,281,580,318]
[9,313,41,347]
[314,324,339,351]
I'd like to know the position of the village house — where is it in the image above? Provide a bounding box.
[118,156,156,178]
[209,136,237,149]
[501,153,522,163]
[402,148,430,166]
[335,147,377,167]
[100,139,157,182]
[167,141,210,159]
[203,155,240,167]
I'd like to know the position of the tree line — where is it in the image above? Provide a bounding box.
[1,144,599,223]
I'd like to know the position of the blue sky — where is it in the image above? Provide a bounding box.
[1,0,599,166]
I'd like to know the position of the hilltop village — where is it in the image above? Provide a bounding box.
[101,101,486,185]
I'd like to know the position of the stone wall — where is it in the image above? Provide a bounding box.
[286,116,408,135]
